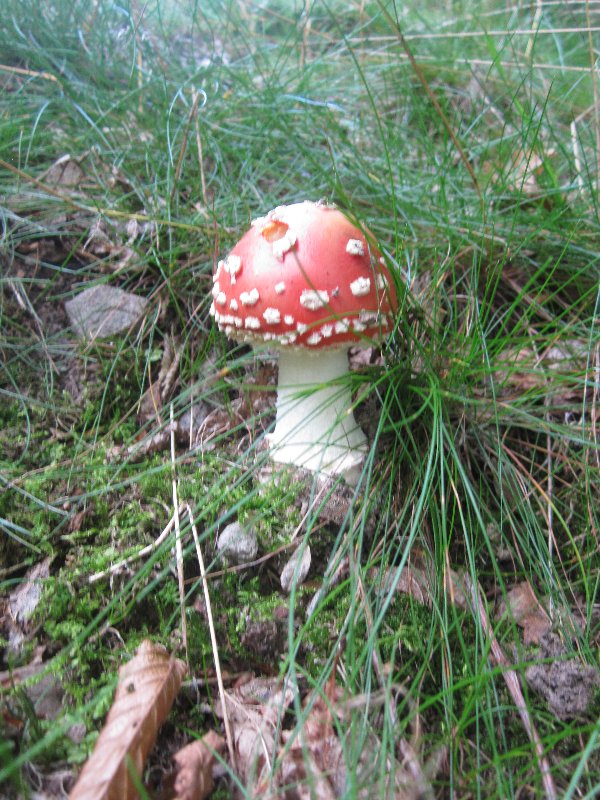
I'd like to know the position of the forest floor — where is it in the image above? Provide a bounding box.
[1,1,599,798]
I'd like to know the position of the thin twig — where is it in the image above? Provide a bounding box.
[88,513,177,583]
[569,119,584,195]
[525,0,543,61]
[0,63,61,84]
[348,26,600,43]
[545,393,555,618]
[135,40,144,116]
[187,504,237,774]
[171,404,188,663]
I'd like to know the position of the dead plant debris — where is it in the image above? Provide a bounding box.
[69,640,187,800]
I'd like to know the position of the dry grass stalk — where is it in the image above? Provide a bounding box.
[187,504,237,775]
[171,404,187,662]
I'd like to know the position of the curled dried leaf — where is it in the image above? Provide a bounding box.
[219,677,296,792]
[172,730,225,800]
[69,640,187,800]
[496,581,552,645]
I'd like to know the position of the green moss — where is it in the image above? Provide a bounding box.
[41,577,103,642]
[299,582,353,676]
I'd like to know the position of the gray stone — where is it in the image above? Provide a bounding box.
[280,544,311,593]
[65,284,148,339]
[216,522,258,565]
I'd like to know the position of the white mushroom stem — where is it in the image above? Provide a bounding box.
[266,347,367,485]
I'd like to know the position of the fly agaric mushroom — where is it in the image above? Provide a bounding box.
[210,200,396,484]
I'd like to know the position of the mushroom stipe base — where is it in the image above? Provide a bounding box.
[266,348,367,486]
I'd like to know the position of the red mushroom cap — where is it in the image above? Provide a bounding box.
[210,200,397,348]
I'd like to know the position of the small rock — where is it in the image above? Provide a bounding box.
[525,631,600,719]
[65,284,148,340]
[280,544,311,593]
[241,619,282,657]
[216,522,258,565]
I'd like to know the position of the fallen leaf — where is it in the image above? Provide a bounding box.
[172,730,225,800]
[212,668,442,798]
[218,677,296,792]
[375,550,442,609]
[276,735,337,799]
[271,676,435,799]
[67,506,95,534]
[137,335,182,425]
[348,345,383,369]
[496,582,552,645]
[5,558,52,657]
[194,402,246,450]
[41,154,87,188]
[0,648,45,689]
[492,339,590,399]
[69,640,187,800]
[505,146,557,199]
[281,685,345,798]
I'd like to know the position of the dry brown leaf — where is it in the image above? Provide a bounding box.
[69,640,187,800]
[41,154,88,189]
[505,147,557,198]
[276,735,337,800]
[172,730,225,800]
[213,669,440,799]
[218,677,296,792]
[375,550,466,611]
[272,679,434,799]
[496,582,552,645]
[137,335,182,425]
[278,689,345,799]
[348,345,383,369]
